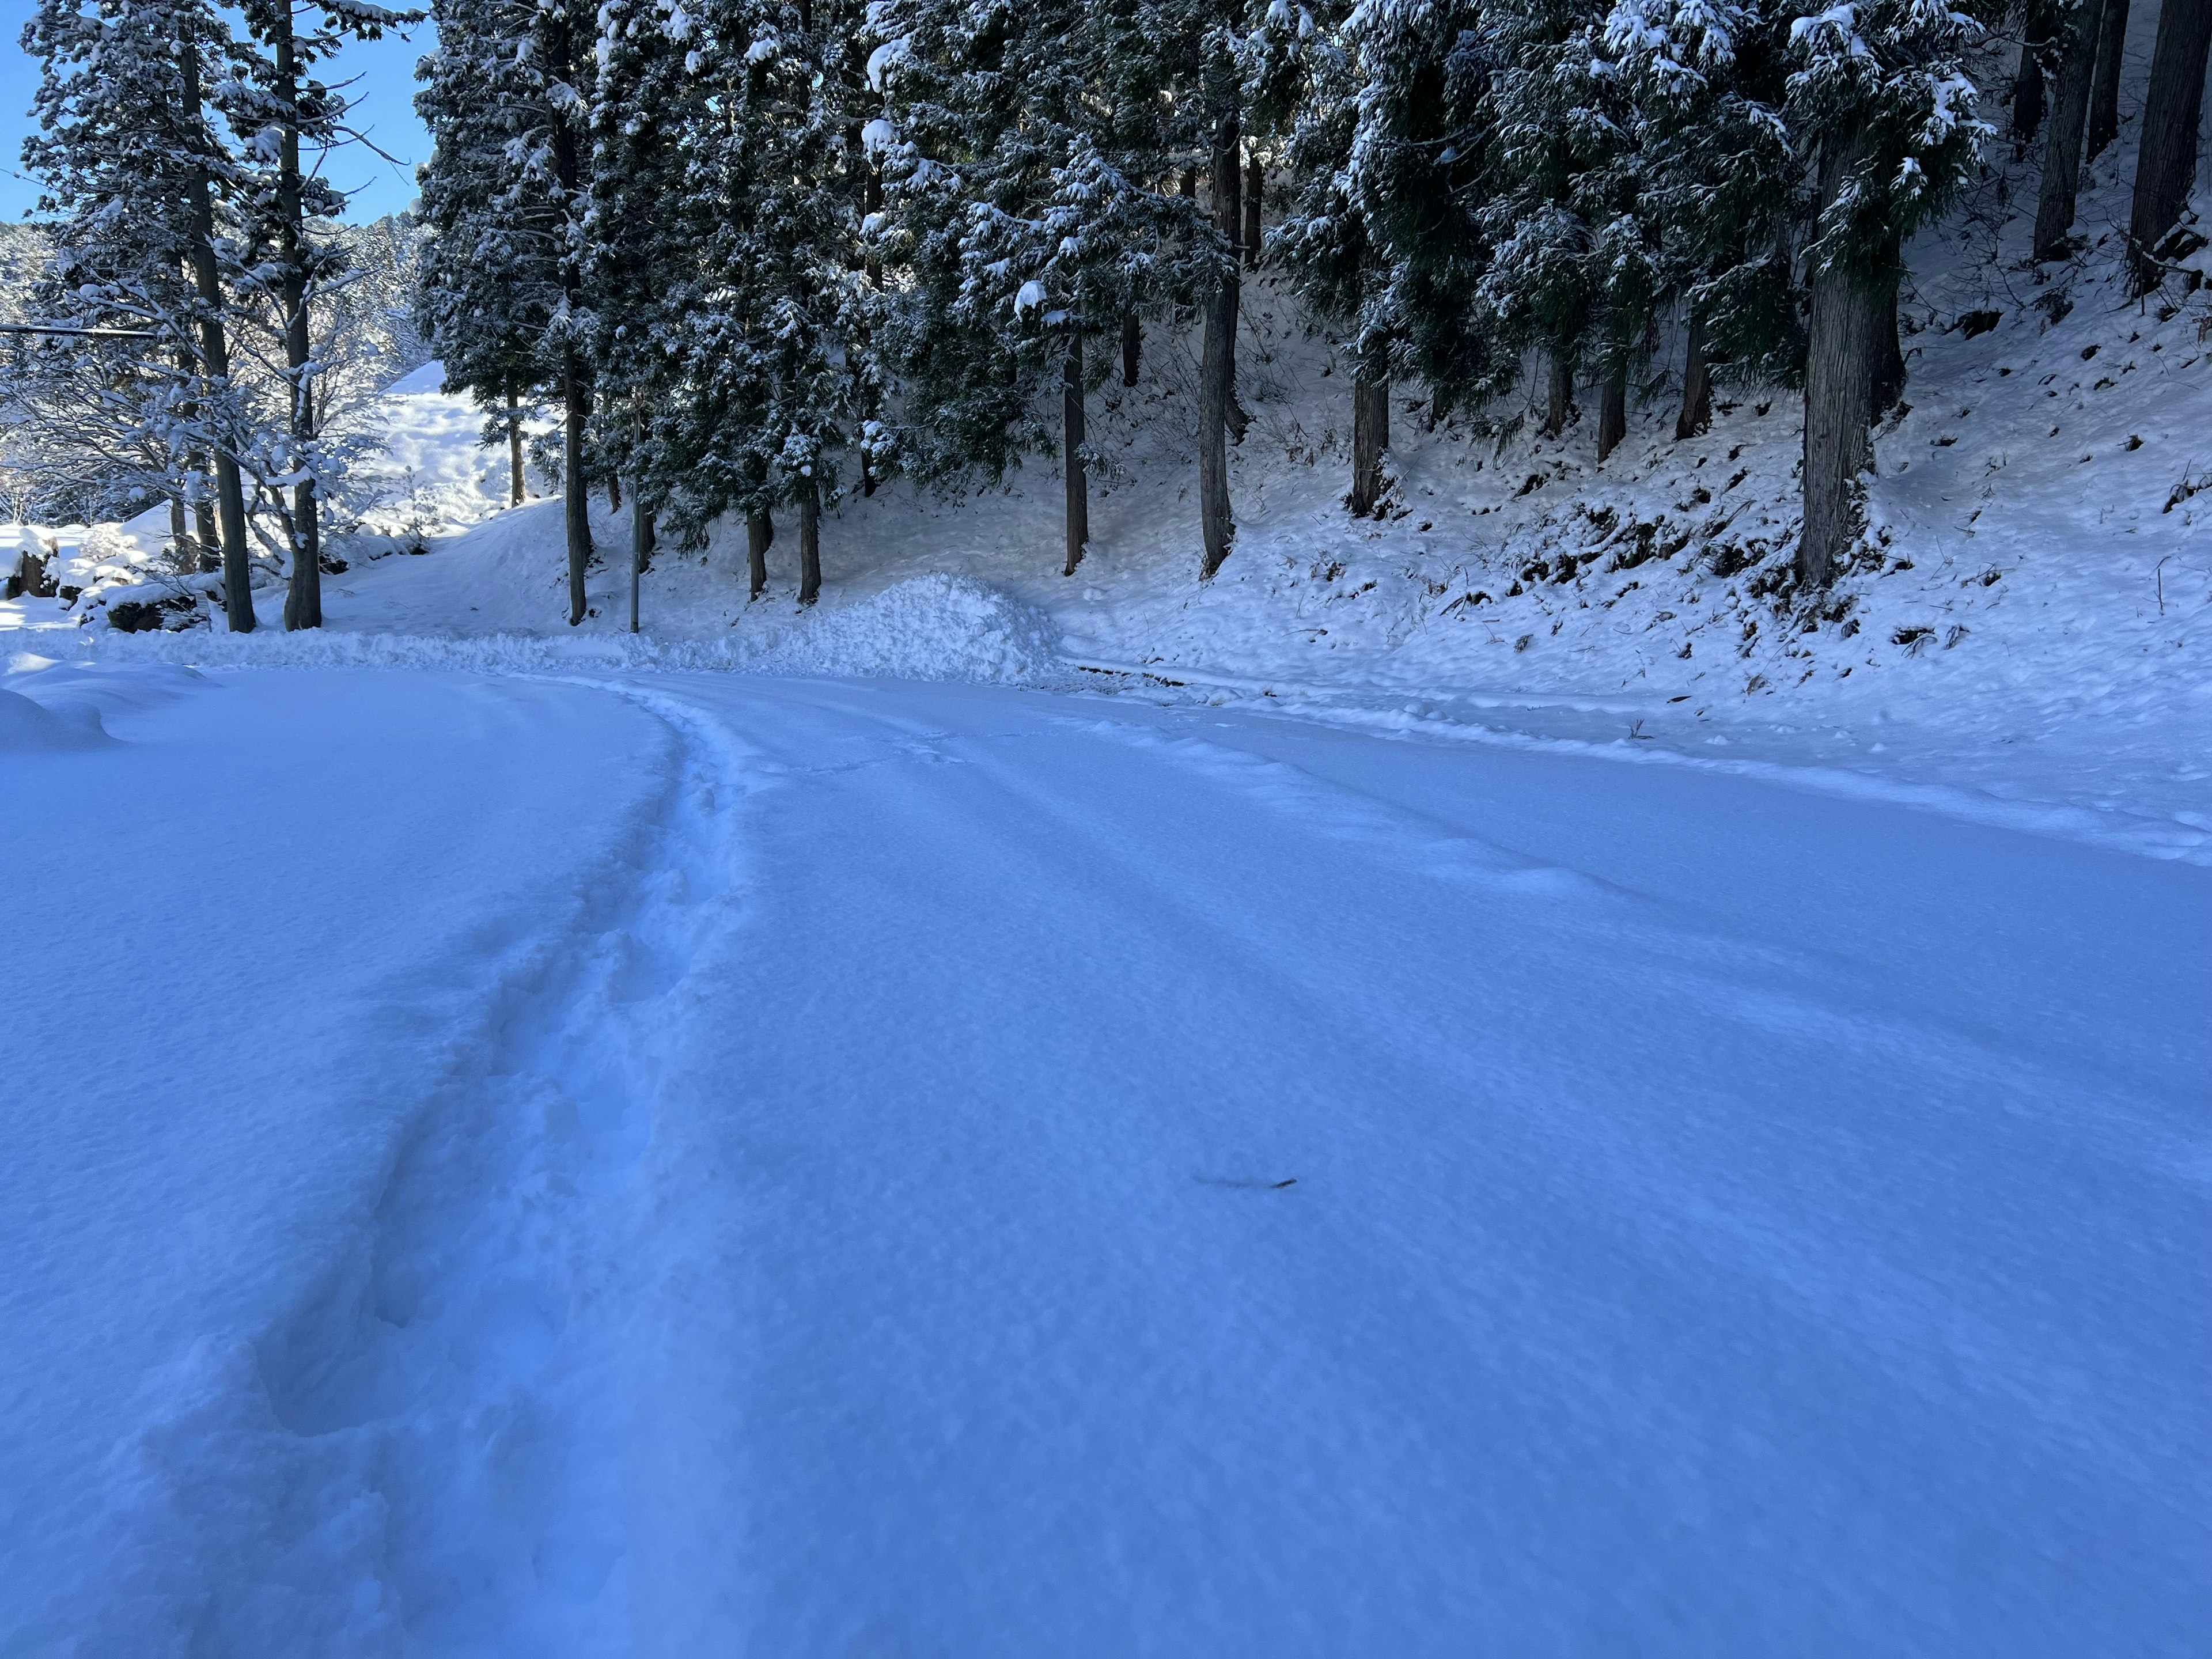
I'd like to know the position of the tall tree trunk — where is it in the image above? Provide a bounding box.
[548,7,593,620]
[1063,334,1088,575]
[1870,268,1907,417]
[562,349,592,625]
[180,41,253,633]
[1801,132,1884,590]
[2034,3,2101,260]
[607,471,622,513]
[1800,166,1887,590]
[2128,0,2212,293]
[1198,106,1241,579]
[2014,1,2055,147]
[1542,353,1574,437]
[168,493,190,571]
[1676,312,1712,441]
[1121,311,1141,387]
[1596,366,1627,461]
[747,508,772,599]
[1243,150,1263,268]
[630,495,652,634]
[274,16,321,632]
[1351,375,1389,514]
[2087,0,2133,158]
[506,385,525,505]
[797,483,822,605]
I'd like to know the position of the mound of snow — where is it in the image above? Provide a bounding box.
[0,686,109,750]
[726,573,1062,683]
[17,574,1065,690]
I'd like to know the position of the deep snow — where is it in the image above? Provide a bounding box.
[5,19,2211,1647]
[1,658,2206,1654]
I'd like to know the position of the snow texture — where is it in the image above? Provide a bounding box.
[2,37,2209,1652]
[1,657,2205,1654]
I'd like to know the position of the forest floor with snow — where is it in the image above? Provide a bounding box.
[3,111,2209,1658]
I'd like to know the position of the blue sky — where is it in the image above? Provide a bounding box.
[0,2,438,223]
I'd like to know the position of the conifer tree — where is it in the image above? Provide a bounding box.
[1787,0,1986,586]
[23,0,260,627]
[414,0,597,623]
[638,0,880,606]
[1606,0,1798,441]
[2032,0,2098,260]
[1480,0,1653,450]
[2083,0,2130,160]
[2126,0,2212,294]
[872,0,1205,574]
[586,0,698,623]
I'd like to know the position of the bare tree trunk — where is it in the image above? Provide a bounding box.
[747,508,772,599]
[181,42,253,633]
[1542,353,1574,437]
[1352,374,1389,514]
[1596,366,1627,461]
[630,496,651,634]
[1198,106,1241,579]
[1870,271,1907,417]
[562,349,592,625]
[2087,0,2134,158]
[507,385,525,504]
[607,471,621,513]
[169,493,190,571]
[1121,312,1141,386]
[1063,334,1088,575]
[1800,172,1884,590]
[797,483,822,605]
[2034,3,2100,260]
[274,16,321,631]
[2128,0,2212,293]
[193,492,219,571]
[1243,150,1263,268]
[1676,312,1712,440]
[548,7,593,622]
[2014,1,2055,147]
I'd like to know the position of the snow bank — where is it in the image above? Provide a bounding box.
[1,573,1066,687]
[0,685,108,749]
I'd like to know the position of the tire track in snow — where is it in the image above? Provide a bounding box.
[93,678,755,1656]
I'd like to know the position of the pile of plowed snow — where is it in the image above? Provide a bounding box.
[24,573,1067,688]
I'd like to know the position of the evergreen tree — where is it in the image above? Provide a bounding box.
[1606,0,1799,441]
[412,0,549,509]
[2083,0,2129,161]
[586,0,698,626]
[643,0,880,606]
[2126,0,2212,294]
[872,0,1205,574]
[414,0,597,623]
[1088,0,1251,575]
[22,0,260,627]
[1787,0,1987,586]
[1479,0,1654,450]
[1269,0,1388,512]
[2031,0,2097,260]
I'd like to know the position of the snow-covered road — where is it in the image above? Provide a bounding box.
[4,663,2206,1656]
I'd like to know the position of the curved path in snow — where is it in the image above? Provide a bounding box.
[3,665,2205,1656]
